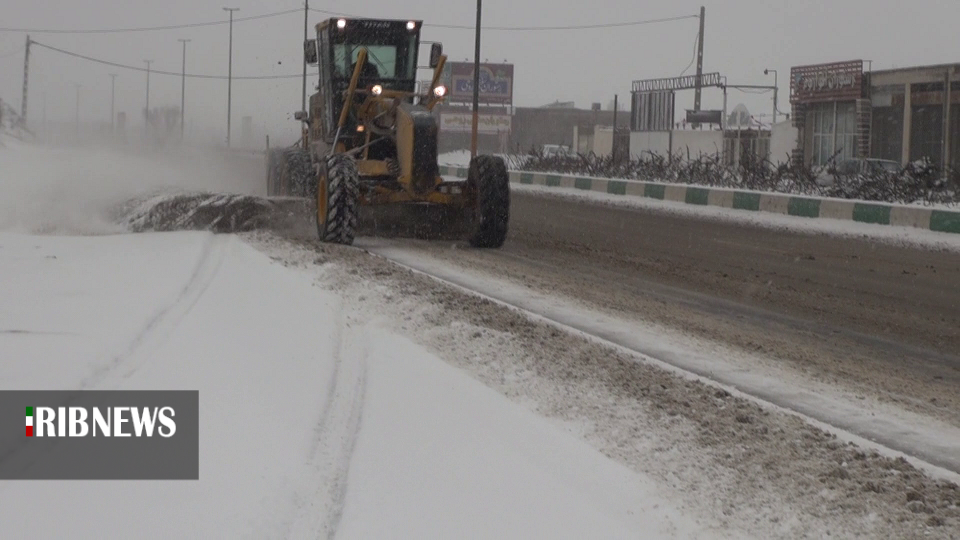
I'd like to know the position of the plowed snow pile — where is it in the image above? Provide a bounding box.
[121,192,311,234]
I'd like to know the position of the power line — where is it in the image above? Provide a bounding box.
[0,9,301,34]
[452,15,700,31]
[309,9,699,31]
[733,87,773,95]
[31,40,315,80]
[678,30,699,77]
[2,8,695,35]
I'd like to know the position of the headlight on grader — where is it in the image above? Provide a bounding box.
[406,21,416,30]
[433,85,447,98]
[371,84,383,96]
[337,18,347,29]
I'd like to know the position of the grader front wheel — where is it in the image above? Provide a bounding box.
[316,154,360,245]
[467,155,510,248]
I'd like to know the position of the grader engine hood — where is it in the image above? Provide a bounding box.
[395,104,439,194]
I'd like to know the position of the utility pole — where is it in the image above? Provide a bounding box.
[144,60,153,129]
[693,6,705,120]
[302,0,309,113]
[613,94,619,161]
[944,69,952,173]
[21,35,31,127]
[21,36,31,124]
[224,7,240,148]
[301,0,309,147]
[109,74,117,134]
[179,39,191,140]
[470,0,482,159]
[764,69,779,125]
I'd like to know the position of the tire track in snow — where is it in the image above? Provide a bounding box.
[79,233,228,390]
[285,313,368,540]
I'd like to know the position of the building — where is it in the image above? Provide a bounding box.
[509,106,616,154]
[870,63,958,170]
[790,59,959,171]
[625,73,794,166]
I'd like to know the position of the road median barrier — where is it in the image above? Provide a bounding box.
[439,165,960,235]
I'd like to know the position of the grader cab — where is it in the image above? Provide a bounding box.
[266,17,510,248]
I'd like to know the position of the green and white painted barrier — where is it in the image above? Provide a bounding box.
[439,165,960,235]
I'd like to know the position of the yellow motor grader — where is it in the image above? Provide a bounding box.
[267,17,510,247]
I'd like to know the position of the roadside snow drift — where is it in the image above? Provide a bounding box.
[0,231,713,539]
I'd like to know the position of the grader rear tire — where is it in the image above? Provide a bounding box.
[316,154,359,245]
[467,155,510,248]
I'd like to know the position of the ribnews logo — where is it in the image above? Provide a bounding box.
[25,405,177,438]
[2,391,198,480]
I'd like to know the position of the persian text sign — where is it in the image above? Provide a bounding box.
[0,391,199,480]
[446,62,514,105]
[790,60,864,104]
[440,113,512,134]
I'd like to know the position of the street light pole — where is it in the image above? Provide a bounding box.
[224,7,239,148]
[179,39,191,140]
[470,0,482,159]
[764,68,778,125]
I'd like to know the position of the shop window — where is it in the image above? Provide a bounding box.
[836,102,857,162]
[809,101,857,166]
[911,104,943,165]
[871,106,903,162]
[811,103,834,166]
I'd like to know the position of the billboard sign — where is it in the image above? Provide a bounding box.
[790,60,864,104]
[631,91,675,132]
[686,109,723,125]
[444,62,514,105]
[440,113,512,134]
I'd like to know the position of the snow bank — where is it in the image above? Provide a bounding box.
[439,150,525,168]
[439,149,474,167]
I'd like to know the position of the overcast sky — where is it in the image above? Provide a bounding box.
[1,0,958,146]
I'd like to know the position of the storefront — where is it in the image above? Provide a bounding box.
[791,60,960,171]
[869,63,960,170]
[790,60,870,167]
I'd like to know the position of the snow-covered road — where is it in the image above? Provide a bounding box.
[0,230,718,539]
[2,142,958,538]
